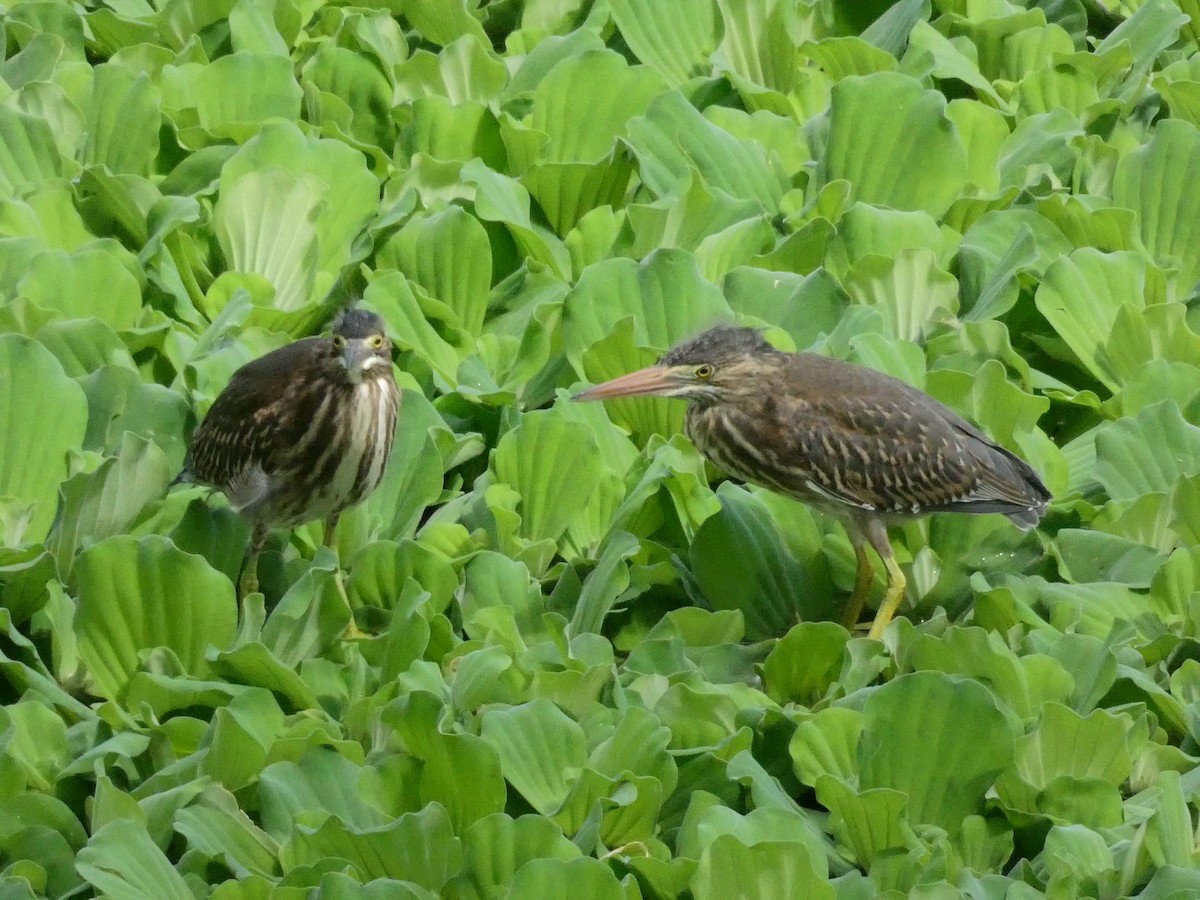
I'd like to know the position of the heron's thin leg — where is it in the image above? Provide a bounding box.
[322,513,340,547]
[239,524,268,597]
[842,529,875,630]
[323,514,365,640]
[864,519,906,640]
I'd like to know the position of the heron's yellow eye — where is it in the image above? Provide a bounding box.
[333,335,347,350]
[694,364,715,379]
[368,335,385,349]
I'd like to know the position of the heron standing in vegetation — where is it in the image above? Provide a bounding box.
[573,326,1050,639]
[176,309,401,599]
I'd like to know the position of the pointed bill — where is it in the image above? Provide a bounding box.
[571,366,677,401]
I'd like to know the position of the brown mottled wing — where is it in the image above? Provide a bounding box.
[186,339,326,497]
[702,353,1050,523]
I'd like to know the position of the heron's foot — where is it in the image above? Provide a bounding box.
[332,567,369,640]
[841,540,875,630]
[343,618,369,641]
[238,528,268,599]
[238,557,260,598]
[842,594,867,630]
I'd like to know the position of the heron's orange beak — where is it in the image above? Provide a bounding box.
[571,366,678,401]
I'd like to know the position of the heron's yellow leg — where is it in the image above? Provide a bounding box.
[238,556,259,597]
[867,552,907,640]
[861,519,907,641]
[321,514,339,548]
[323,515,367,640]
[238,524,268,598]
[842,536,874,630]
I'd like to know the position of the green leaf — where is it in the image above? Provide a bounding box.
[174,792,280,878]
[841,249,958,341]
[219,123,379,293]
[859,671,1016,834]
[813,72,967,216]
[997,108,1082,193]
[76,819,193,900]
[761,621,850,705]
[366,273,467,385]
[199,690,285,792]
[53,432,170,570]
[609,0,717,86]
[1095,402,1200,501]
[395,34,506,104]
[83,64,159,175]
[905,626,1073,721]
[259,749,387,840]
[19,245,142,329]
[904,22,1006,109]
[568,250,723,350]
[568,530,640,634]
[691,834,835,900]
[35,318,135,377]
[690,484,838,639]
[258,568,352,666]
[387,693,507,831]
[212,169,322,314]
[1138,866,1200,899]
[0,107,66,194]
[552,768,664,845]
[1097,0,1189,97]
[527,50,664,165]
[397,0,487,47]
[503,50,663,233]
[460,552,545,639]
[1015,63,1099,117]
[491,408,605,547]
[479,699,587,816]
[1038,824,1115,893]
[303,47,394,148]
[1033,249,1153,392]
[1053,529,1166,587]
[1114,119,1200,291]
[0,547,56,623]
[589,704,678,792]
[1011,703,1135,787]
[0,335,88,545]
[379,206,491,336]
[0,702,69,792]
[715,0,799,94]
[505,857,626,900]
[208,641,320,711]
[1144,771,1198,870]
[284,804,462,889]
[74,535,237,701]
[459,814,580,897]
[405,96,502,164]
[790,707,863,788]
[159,54,303,145]
[627,92,789,210]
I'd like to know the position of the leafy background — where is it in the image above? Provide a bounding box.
[2,0,1200,896]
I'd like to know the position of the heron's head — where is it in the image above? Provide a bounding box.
[572,326,777,407]
[331,309,391,383]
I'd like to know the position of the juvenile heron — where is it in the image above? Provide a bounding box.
[176,309,401,597]
[573,326,1050,639]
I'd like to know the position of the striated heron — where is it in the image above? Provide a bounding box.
[176,309,401,598]
[573,326,1050,639]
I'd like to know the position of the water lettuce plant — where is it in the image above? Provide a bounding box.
[3,0,1200,896]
